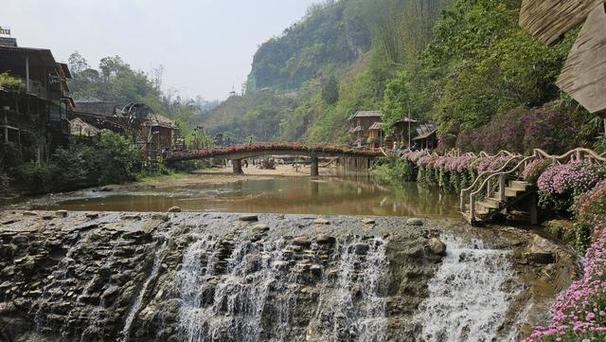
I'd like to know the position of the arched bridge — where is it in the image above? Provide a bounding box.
[167,143,383,175]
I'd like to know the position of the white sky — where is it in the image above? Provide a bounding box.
[0,0,319,100]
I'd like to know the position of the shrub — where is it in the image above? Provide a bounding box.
[373,156,415,184]
[92,131,140,184]
[13,162,59,194]
[575,181,606,233]
[538,162,606,197]
[545,220,576,245]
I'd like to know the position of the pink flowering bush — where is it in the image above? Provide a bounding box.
[538,162,606,197]
[523,228,606,342]
[576,181,606,233]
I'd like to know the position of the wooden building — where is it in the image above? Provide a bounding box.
[387,117,418,149]
[69,117,100,137]
[0,37,73,163]
[348,110,382,147]
[368,122,383,148]
[412,123,438,150]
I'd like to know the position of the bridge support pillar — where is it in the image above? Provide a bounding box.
[232,159,244,175]
[310,156,319,177]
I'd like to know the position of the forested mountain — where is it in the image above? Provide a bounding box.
[203,0,602,152]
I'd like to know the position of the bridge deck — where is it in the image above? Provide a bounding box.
[167,143,383,162]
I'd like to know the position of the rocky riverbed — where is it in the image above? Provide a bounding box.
[0,210,577,341]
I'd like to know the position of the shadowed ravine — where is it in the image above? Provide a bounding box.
[0,211,577,341]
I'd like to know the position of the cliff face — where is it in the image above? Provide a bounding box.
[0,211,576,341]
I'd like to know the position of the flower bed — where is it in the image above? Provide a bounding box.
[523,228,606,342]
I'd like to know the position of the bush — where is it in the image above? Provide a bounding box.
[538,162,606,212]
[575,180,606,234]
[93,131,139,184]
[13,162,59,194]
[11,131,141,194]
[373,156,415,185]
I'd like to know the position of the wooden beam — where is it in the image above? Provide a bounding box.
[556,4,606,113]
[520,0,604,45]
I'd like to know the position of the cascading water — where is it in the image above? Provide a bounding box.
[319,237,388,341]
[120,239,168,342]
[176,235,286,342]
[416,235,517,341]
[176,234,389,342]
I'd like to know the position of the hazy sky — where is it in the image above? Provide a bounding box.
[1,0,319,100]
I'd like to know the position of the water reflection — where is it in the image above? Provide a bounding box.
[39,177,460,218]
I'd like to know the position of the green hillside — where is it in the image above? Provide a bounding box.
[204,0,602,152]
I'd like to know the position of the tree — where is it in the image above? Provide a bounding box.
[68,51,89,74]
[322,76,340,105]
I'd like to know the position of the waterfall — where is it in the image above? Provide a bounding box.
[416,235,516,342]
[331,237,388,341]
[176,236,286,342]
[176,235,389,342]
[120,240,168,342]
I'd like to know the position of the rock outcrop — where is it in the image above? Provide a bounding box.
[0,212,578,341]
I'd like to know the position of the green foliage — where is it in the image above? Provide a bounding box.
[372,155,415,184]
[11,131,139,194]
[93,131,140,184]
[247,0,373,91]
[321,76,340,105]
[0,72,24,90]
[13,162,59,194]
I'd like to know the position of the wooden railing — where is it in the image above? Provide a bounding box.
[460,147,606,222]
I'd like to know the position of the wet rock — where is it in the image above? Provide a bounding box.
[313,218,330,225]
[168,206,182,213]
[123,214,141,220]
[293,236,312,247]
[85,213,99,219]
[362,218,376,225]
[42,215,54,220]
[239,214,259,222]
[525,252,556,265]
[252,224,270,233]
[427,238,447,256]
[151,213,170,222]
[100,186,114,192]
[55,210,68,218]
[407,218,424,226]
[316,235,336,245]
[353,243,370,255]
[11,236,28,246]
[22,211,38,217]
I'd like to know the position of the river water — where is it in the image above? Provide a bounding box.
[36,176,460,218]
[1,174,574,341]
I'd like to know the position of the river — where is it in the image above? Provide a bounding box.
[0,168,578,341]
[30,174,460,219]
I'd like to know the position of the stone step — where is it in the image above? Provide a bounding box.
[509,180,530,191]
[476,200,499,210]
[505,188,522,198]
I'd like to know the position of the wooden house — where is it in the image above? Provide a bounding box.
[412,123,438,150]
[386,117,418,149]
[368,122,383,148]
[348,110,382,147]
[69,117,100,137]
[0,37,73,163]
